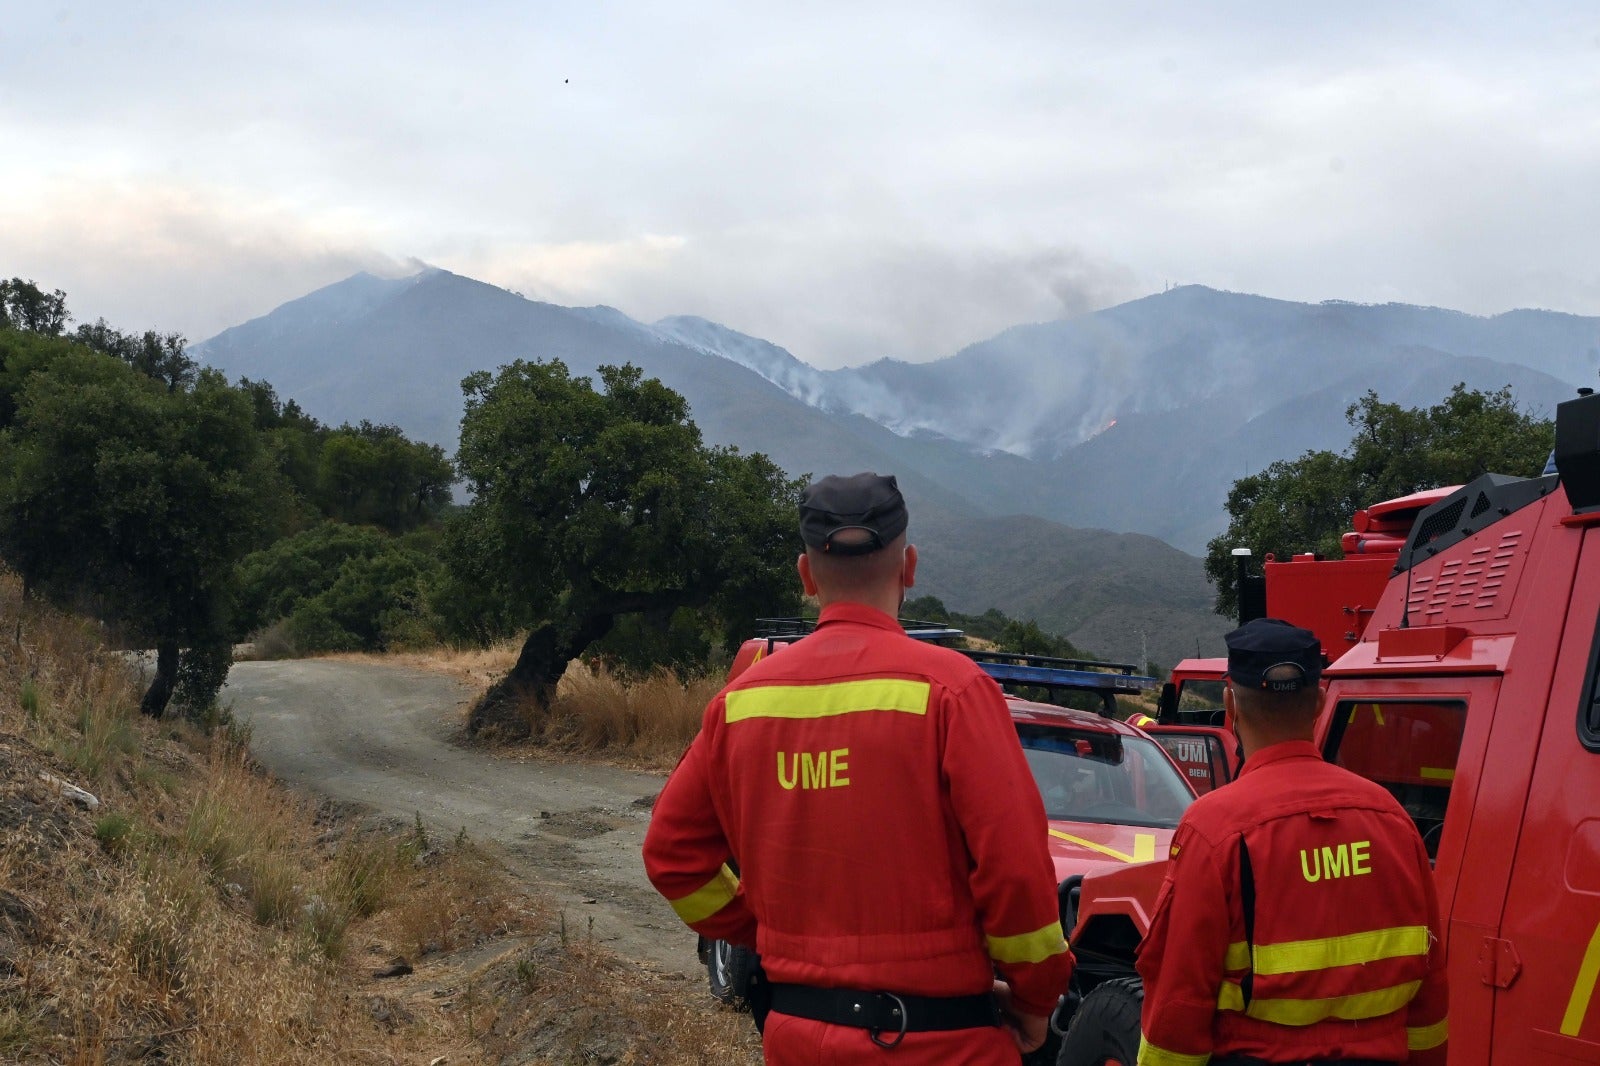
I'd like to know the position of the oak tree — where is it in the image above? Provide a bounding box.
[0,351,281,716]
[449,359,800,737]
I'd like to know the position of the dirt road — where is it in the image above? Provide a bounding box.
[229,659,700,977]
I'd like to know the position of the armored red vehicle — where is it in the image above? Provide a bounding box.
[1054,389,1600,1064]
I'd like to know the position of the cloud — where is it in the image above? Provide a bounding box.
[455,229,1141,368]
[5,2,1600,363]
[0,178,400,338]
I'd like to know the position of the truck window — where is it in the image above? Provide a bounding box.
[1323,700,1467,859]
[1179,680,1224,710]
[1580,612,1600,750]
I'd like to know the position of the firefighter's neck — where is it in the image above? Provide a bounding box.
[797,543,919,620]
[1225,687,1316,758]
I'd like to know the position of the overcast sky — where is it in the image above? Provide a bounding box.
[5,2,1599,368]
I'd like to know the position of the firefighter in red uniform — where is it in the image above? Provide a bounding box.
[1136,618,1448,1066]
[643,472,1073,1064]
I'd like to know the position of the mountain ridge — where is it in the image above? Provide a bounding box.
[192,269,1592,663]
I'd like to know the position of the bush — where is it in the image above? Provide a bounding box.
[246,618,299,660]
[239,521,447,653]
[94,812,136,854]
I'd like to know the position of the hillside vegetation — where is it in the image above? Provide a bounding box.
[0,570,760,1063]
[2,277,1117,740]
[194,269,1591,552]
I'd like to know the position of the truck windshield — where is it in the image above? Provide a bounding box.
[1015,725,1194,829]
[1324,699,1468,859]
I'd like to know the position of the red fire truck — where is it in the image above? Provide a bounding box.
[1055,389,1600,1064]
[1145,486,1456,794]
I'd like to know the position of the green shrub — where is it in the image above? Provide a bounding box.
[19,678,40,718]
[94,812,136,854]
[246,853,301,925]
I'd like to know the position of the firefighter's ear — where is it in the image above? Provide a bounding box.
[1223,683,1237,728]
[798,553,819,597]
[901,544,918,589]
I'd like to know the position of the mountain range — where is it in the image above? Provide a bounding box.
[194,269,1599,666]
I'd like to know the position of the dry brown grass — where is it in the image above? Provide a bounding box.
[323,640,523,690]
[323,643,719,769]
[441,926,760,1065]
[516,662,721,770]
[0,572,760,1065]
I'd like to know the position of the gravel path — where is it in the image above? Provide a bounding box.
[228,658,700,977]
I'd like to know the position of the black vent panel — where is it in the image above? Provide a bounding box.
[1397,473,1556,575]
[1412,499,1466,549]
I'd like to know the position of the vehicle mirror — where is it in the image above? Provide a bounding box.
[1157,683,1178,722]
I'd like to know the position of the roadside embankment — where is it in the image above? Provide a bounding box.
[1,574,760,1064]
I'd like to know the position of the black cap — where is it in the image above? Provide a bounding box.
[1225,618,1323,693]
[798,472,909,556]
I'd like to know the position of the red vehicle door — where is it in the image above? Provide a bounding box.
[1486,526,1600,1063]
[1321,674,1501,1054]
[1142,725,1236,794]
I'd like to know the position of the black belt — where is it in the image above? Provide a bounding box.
[767,983,1001,1048]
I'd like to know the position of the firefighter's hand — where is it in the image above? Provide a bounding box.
[993,979,1049,1054]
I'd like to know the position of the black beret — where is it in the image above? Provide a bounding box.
[798,472,909,556]
[1225,618,1323,693]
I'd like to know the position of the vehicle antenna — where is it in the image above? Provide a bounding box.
[1400,552,1413,630]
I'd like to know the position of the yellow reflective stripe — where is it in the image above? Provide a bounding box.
[1225,940,1250,970]
[1218,982,1245,1012]
[668,864,740,924]
[1252,924,1431,976]
[1407,1017,1449,1050]
[1136,1036,1211,1066]
[1218,979,1422,1025]
[1420,766,1454,781]
[725,679,930,723]
[986,921,1068,964]
[1048,829,1157,864]
[1562,918,1600,1035]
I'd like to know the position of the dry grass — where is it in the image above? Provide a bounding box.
[324,639,523,689]
[516,662,721,770]
[0,571,760,1064]
[459,932,760,1065]
[329,641,718,770]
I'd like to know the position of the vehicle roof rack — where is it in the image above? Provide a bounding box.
[962,649,1159,694]
[753,616,966,643]
[752,618,1156,695]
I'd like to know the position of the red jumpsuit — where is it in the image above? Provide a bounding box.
[643,602,1073,1064]
[1136,740,1448,1065]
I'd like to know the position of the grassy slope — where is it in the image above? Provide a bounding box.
[0,574,758,1064]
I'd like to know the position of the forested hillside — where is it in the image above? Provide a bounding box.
[0,279,459,717]
[0,280,812,728]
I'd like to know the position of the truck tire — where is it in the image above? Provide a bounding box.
[705,938,758,1009]
[1056,977,1141,1066]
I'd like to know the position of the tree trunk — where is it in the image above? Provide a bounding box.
[468,613,618,740]
[140,640,179,718]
